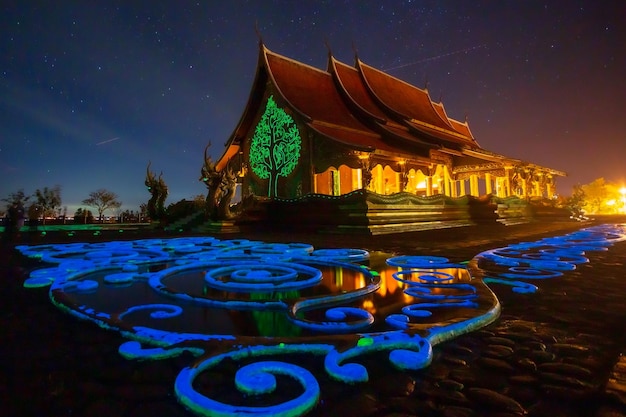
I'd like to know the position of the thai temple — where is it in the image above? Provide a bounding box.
[210,43,567,234]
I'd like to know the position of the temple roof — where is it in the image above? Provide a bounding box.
[357,60,452,131]
[264,46,433,157]
[215,43,564,177]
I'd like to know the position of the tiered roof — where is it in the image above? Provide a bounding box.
[217,43,565,177]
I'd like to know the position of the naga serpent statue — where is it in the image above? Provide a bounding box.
[156,172,168,219]
[145,162,168,221]
[217,166,237,220]
[145,162,159,220]
[200,142,239,220]
[200,143,223,219]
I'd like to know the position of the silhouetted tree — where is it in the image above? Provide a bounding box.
[2,189,31,211]
[82,189,122,223]
[120,209,138,222]
[74,208,94,224]
[34,185,62,224]
[2,189,29,231]
[581,178,607,214]
[566,184,586,217]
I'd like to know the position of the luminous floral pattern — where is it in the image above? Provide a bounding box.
[17,224,626,417]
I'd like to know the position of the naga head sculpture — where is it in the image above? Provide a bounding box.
[145,161,157,190]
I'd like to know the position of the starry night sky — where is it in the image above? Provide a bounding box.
[2,1,625,214]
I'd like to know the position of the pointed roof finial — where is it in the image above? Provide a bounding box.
[351,41,359,63]
[464,111,469,122]
[424,76,430,91]
[254,21,263,46]
[324,37,332,57]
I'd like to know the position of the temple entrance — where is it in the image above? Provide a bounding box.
[314,165,362,195]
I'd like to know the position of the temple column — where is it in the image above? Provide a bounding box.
[460,179,466,196]
[485,173,492,195]
[426,177,433,196]
[444,168,451,196]
[504,167,512,197]
[498,177,506,197]
[451,180,458,198]
[546,176,553,198]
[469,174,479,197]
[534,180,541,198]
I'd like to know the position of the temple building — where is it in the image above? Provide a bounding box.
[211,43,566,233]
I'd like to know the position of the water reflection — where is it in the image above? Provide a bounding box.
[16,225,626,417]
[45,250,481,339]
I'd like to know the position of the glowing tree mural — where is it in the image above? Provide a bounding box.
[249,95,301,197]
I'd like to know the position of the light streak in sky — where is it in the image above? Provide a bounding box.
[95,137,120,146]
[384,44,486,71]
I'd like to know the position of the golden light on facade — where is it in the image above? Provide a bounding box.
[361,299,376,314]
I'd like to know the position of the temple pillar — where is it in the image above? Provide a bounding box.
[485,173,492,195]
[426,177,433,196]
[498,177,506,197]
[504,167,512,197]
[546,176,553,198]
[534,180,541,198]
[460,179,466,196]
[444,168,451,196]
[470,174,479,197]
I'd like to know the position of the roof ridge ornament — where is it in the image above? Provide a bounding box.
[351,41,359,64]
[324,38,333,57]
[254,21,263,46]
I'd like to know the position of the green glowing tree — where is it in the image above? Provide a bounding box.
[249,95,301,197]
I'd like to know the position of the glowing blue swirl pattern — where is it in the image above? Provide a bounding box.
[205,261,322,292]
[475,224,626,293]
[14,223,626,417]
